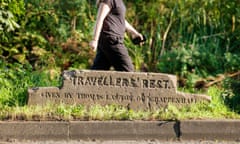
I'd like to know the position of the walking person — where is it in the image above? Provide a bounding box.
[89,0,145,72]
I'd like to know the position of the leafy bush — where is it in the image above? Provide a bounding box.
[125,0,240,74]
[1,0,94,70]
[1,0,240,74]
[0,61,60,106]
[222,78,240,113]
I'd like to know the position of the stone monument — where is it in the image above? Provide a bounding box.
[28,70,210,110]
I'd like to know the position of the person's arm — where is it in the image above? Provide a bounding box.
[125,20,143,39]
[89,3,110,51]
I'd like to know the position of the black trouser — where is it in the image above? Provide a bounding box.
[91,33,134,72]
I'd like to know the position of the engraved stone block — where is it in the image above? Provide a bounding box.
[28,70,210,110]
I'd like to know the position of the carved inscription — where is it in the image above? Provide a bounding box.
[39,91,198,105]
[28,70,210,110]
[70,76,174,89]
[41,92,60,98]
[142,79,172,89]
[77,93,104,101]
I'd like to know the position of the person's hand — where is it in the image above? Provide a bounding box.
[138,33,145,45]
[132,33,146,45]
[89,40,98,52]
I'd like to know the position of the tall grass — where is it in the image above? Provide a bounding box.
[0,62,60,107]
[126,0,240,74]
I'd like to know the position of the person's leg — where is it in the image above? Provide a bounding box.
[103,36,134,72]
[111,44,134,72]
[91,48,111,70]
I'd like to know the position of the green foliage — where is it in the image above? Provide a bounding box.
[0,9,19,32]
[0,62,29,106]
[1,0,240,74]
[125,0,240,75]
[0,0,24,32]
[0,0,240,120]
[224,53,240,72]
[1,0,94,70]
[222,78,240,113]
[0,61,60,107]
[0,0,24,45]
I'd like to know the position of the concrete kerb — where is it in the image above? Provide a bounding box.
[180,120,240,141]
[0,121,69,141]
[0,120,239,142]
[69,121,177,141]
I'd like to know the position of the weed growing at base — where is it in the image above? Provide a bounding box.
[0,86,239,121]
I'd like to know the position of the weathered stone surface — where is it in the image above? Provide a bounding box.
[69,121,177,141]
[1,121,240,141]
[180,120,240,141]
[28,70,210,110]
[0,122,69,141]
